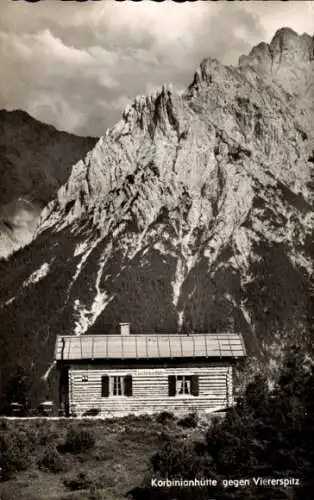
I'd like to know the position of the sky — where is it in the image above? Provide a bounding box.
[0,0,313,137]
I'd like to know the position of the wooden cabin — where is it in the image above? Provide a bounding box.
[55,323,246,417]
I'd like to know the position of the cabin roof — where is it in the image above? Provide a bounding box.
[55,333,246,361]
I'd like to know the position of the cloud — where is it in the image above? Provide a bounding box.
[0,0,313,137]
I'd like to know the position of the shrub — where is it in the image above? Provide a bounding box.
[88,486,106,500]
[177,412,198,428]
[60,494,87,500]
[82,408,101,417]
[60,426,95,454]
[155,411,175,425]
[38,445,64,473]
[151,438,209,479]
[39,429,59,446]
[0,430,34,476]
[63,471,93,491]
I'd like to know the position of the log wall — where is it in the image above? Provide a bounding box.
[65,362,234,417]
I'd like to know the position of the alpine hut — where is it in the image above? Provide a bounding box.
[55,323,246,417]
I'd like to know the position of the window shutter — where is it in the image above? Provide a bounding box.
[191,375,199,396]
[168,375,176,396]
[124,375,133,397]
[101,376,109,397]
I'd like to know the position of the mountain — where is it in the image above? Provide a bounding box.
[0,110,97,258]
[0,28,313,408]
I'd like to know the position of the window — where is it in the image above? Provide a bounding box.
[112,376,124,396]
[176,375,192,395]
[81,375,88,382]
[168,374,199,396]
[101,375,132,397]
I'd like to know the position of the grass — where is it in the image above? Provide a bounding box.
[0,413,213,500]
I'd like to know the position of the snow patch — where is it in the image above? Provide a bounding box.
[74,294,115,336]
[72,239,99,283]
[73,244,115,335]
[42,360,56,381]
[5,296,16,306]
[74,241,90,257]
[23,262,50,287]
[289,252,313,275]
[177,310,184,331]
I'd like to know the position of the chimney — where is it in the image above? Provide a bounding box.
[119,322,130,336]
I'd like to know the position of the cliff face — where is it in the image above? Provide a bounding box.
[0,28,313,406]
[0,110,97,258]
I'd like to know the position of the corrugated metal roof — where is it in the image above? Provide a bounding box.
[55,333,246,361]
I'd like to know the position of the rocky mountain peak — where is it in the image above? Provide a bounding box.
[239,27,314,70]
[0,109,97,259]
[115,82,183,139]
[269,28,313,65]
[238,28,314,139]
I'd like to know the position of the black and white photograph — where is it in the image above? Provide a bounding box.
[0,1,313,499]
